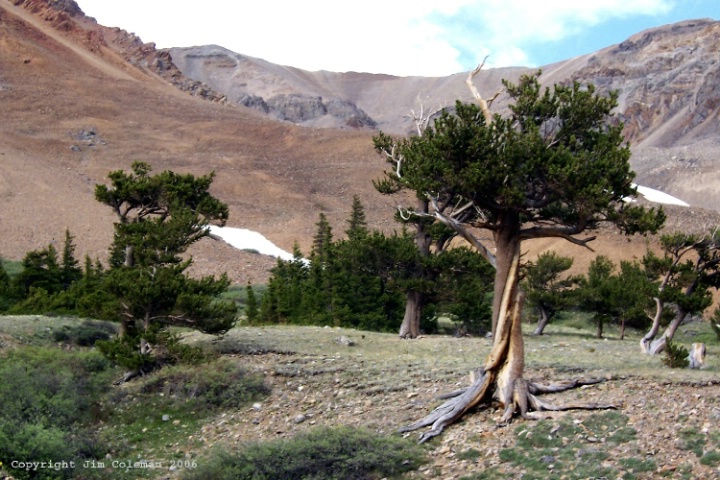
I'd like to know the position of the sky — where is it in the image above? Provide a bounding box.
[76,0,720,77]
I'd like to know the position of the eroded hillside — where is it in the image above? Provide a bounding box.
[2,0,720,285]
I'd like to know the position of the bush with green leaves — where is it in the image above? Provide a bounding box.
[182,426,427,480]
[0,347,115,480]
[96,328,208,373]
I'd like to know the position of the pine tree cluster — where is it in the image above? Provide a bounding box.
[256,197,494,334]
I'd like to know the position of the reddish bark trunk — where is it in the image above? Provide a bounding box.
[399,291,423,339]
[400,223,616,442]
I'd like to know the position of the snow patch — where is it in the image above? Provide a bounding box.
[209,226,296,261]
[632,184,690,207]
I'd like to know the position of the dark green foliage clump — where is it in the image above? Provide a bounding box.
[678,427,706,456]
[576,255,656,338]
[52,319,117,346]
[662,338,690,368]
[181,426,427,480]
[700,450,720,467]
[523,251,576,333]
[96,329,208,372]
[0,347,115,480]
[258,198,493,334]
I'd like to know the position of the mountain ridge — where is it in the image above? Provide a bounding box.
[167,18,720,211]
[2,0,720,284]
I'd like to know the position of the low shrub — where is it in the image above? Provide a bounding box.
[139,357,269,411]
[182,426,427,480]
[0,347,114,480]
[52,319,117,346]
[662,339,689,369]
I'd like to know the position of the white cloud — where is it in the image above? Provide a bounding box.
[78,0,675,76]
[441,0,675,68]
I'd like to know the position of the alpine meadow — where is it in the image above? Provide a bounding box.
[3,1,720,479]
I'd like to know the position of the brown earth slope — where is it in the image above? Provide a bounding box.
[0,0,400,283]
[1,0,719,285]
[171,19,720,212]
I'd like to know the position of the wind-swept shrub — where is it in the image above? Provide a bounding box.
[182,426,427,480]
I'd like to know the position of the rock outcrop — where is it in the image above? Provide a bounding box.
[11,0,227,103]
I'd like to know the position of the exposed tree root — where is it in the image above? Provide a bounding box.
[401,239,618,444]
[113,369,142,385]
[400,370,496,443]
[401,374,619,443]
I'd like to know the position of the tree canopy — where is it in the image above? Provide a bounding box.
[94,162,236,374]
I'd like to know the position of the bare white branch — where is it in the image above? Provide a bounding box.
[429,195,497,268]
[466,57,504,124]
[406,93,443,135]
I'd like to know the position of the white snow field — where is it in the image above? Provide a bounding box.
[632,184,690,207]
[208,226,296,261]
[210,185,688,260]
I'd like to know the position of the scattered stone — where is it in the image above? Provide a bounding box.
[293,414,307,424]
[334,335,355,346]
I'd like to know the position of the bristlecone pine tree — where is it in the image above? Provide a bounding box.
[375,68,665,442]
[640,230,720,354]
[95,162,236,379]
[522,251,575,336]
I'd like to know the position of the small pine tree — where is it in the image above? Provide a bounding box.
[662,338,690,368]
[0,260,12,311]
[60,229,82,290]
[13,243,62,298]
[245,282,259,323]
[523,251,575,335]
[346,195,368,239]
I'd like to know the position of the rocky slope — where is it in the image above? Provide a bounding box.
[2,0,720,285]
[170,19,720,211]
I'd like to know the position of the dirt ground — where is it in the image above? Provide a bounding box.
[184,323,720,479]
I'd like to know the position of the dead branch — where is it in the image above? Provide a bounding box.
[466,57,498,124]
[688,343,706,369]
[407,94,443,135]
[429,196,497,268]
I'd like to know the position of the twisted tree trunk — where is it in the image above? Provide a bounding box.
[399,291,423,338]
[401,229,616,442]
[532,307,549,336]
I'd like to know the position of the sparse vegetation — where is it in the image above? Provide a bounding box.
[181,426,427,480]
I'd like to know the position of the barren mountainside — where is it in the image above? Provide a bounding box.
[1,0,720,284]
[169,18,720,212]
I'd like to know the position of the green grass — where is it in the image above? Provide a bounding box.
[1,258,23,277]
[103,357,269,461]
[3,314,720,479]
[477,412,639,480]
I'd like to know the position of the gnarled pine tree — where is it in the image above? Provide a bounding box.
[95,162,236,379]
[640,229,720,354]
[375,69,665,442]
